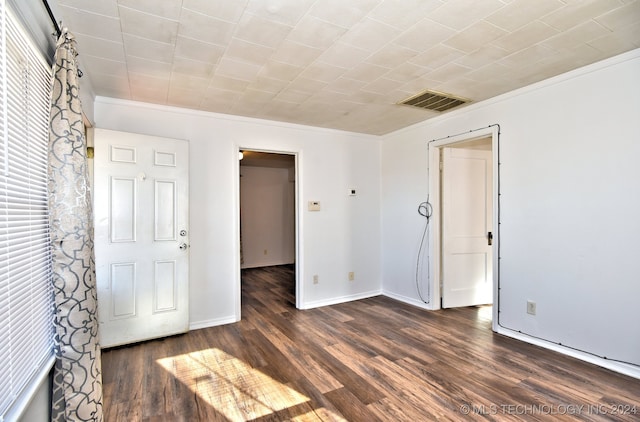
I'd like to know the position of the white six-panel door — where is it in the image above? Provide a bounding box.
[93,129,189,347]
[441,147,493,308]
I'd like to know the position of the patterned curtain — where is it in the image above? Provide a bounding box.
[47,29,103,421]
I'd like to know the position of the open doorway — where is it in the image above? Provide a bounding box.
[428,126,499,325]
[238,150,298,310]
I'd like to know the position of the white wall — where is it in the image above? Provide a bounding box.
[240,166,295,268]
[93,98,382,326]
[381,49,640,376]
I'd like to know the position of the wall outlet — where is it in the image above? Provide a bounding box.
[348,272,355,281]
[308,201,321,211]
[313,275,319,284]
[527,300,536,315]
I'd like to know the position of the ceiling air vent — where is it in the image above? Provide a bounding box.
[398,89,470,112]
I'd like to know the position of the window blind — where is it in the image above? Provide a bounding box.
[0,2,54,419]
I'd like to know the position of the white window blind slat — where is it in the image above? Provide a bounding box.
[0,2,55,420]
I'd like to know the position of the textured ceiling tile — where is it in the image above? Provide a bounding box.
[343,63,390,81]
[179,9,236,46]
[595,1,640,31]
[410,44,466,70]
[122,34,173,63]
[541,20,612,51]
[274,89,313,103]
[58,5,122,42]
[174,36,226,64]
[126,56,172,79]
[348,89,389,104]
[299,62,347,83]
[369,0,444,30]
[234,13,293,48]
[183,0,248,22]
[316,42,371,69]
[453,44,509,68]
[131,89,169,104]
[201,88,241,111]
[465,62,514,84]
[225,38,275,66]
[129,72,170,89]
[81,55,128,78]
[92,82,131,99]
[485,0,565,32]
[324,77,368,95]
[540,0,624,31]
[498,44,559,69]
[287,77,329,93]
[443,20,508,53]
[74,33,126,62]
[361,77,404,95]
[425,62,473,85]
[245,0,316,26]
[119,6,179,44]
[129,75,169,102]
[365,43,418,68]
[169,74,210,91]
[491,20,560,53]
[58,0,119,17]
[208,75,251,92]
[215,57,262,82]
[385,62,429,82]
[118,0,182,19]
[287,15,348,49]
[398,76,445,95]
[271,40,324,67]
[58,0,640,134]
[259,61,304,81]
[589,21,640,54]
[167,87,205,109]
[172,57,214,79]
[248,76,290,93]
[340,17,400,52]
[428,0,505,30]
[393,18,456,52]
[309,0,381,28]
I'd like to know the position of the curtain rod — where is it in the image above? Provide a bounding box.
[41,0,83,77]
[41,0,61,38]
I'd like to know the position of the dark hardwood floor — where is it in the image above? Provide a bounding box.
[102,265,639,421]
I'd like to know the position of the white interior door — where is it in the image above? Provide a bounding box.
[441,146,493,308]
[94,129,189,347]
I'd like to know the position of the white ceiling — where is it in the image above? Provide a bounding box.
[52,0,640,135]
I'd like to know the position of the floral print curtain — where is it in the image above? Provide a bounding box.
[47,29,103,422]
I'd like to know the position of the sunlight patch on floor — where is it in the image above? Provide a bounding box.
[478,305,492,321]
[157,348,310,420]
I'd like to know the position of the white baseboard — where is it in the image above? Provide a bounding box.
[189,315,238,331]
[495,326,640,380]
[300,289,382,310]
[382,290,438,310]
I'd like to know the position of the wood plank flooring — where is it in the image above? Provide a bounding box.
[102,265,640,421]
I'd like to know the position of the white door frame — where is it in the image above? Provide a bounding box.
[234,146,302,320]
[427,126,500,328]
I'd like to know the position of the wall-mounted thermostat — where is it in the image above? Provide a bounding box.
[308,201,321,211]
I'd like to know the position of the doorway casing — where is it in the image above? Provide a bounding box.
[234,146,302,321]
[427,126,500,330]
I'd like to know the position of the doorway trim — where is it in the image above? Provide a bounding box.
[427,125,500,329]
[234,146,302,321]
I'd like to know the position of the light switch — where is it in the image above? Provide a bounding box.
[308,201,321,211]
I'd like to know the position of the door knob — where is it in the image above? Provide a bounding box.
[179,243,188,250]
[487,232,493,246]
